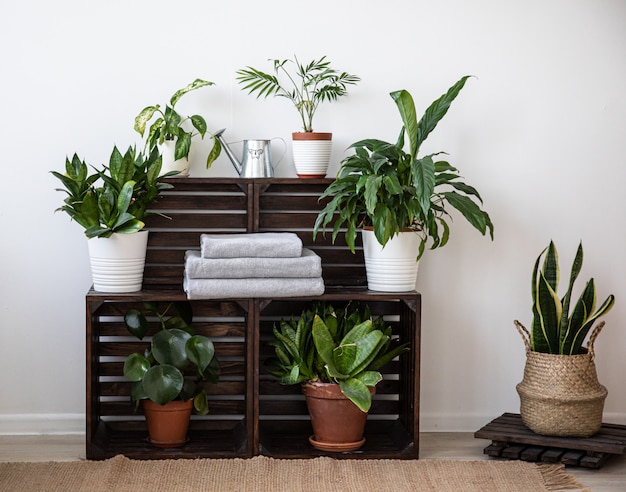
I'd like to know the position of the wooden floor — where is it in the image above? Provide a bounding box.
[0,433,624,491]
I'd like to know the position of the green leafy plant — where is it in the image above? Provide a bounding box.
[527,241,615,355]
[313,76,494,260]
[236,56,360,132]
[52,146,172,238]
[123,302,220,415]
[134,78,221,168]
[266,302,409,412]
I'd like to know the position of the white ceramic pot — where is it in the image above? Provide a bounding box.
[362,229,420,292]
[87,231,149,293]
[158,140,190,177]
[291,132,332,178]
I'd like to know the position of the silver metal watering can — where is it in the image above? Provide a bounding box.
[214,128,286,178]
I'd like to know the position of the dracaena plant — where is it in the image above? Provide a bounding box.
[52,146,172,238]
[266,302,409,412]
[123,302,221,415]
[236,56,360,133]
[134,78,222,168]
[313,76,494,260]
[527,241,615,355]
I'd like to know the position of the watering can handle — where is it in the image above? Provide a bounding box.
[271,137,287,169]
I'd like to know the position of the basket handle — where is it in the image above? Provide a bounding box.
[514,319,605,357]
[587,321,605,359]
[513,320,531,353]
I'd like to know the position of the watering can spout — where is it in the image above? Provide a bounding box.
[214,128,243,175]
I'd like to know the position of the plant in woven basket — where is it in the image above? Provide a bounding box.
[514,240,616,437]
[520,240,615,355]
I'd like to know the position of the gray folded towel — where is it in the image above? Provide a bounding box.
[200,233,302,258]
[185,248,322,279]
[183,276,325,299]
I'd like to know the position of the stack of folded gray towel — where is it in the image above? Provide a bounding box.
[183,232,325,299]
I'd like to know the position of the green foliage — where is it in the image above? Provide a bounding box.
[52,146,173,238]
[313,77,494,260]
[266,302,409,412]
[529,241,615,354]
[236,56,360,132]
[134,79,221,168]
[122,302,220,415]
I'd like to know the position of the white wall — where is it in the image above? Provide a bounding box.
[1,0,624,434]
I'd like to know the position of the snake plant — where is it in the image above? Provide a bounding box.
[313,76,494,260]
[530,241,615,355]
[52,146,172,238]
[266,302,409,412]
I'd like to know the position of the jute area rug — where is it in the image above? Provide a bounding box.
[0,455,590,492]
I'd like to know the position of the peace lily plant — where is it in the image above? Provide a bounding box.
[314,76,494,260]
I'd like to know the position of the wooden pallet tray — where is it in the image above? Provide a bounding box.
[475,413,626,469]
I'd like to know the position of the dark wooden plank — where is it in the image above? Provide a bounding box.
[520,446,544,462]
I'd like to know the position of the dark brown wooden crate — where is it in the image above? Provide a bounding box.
[475,413,626,469]
[86,178,421,460]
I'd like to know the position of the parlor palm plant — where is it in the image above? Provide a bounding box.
[236,55,360,177]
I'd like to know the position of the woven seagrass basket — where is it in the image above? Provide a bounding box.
[514,320,607,438]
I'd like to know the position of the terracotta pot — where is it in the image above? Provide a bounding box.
[291,132,332,178]
[302,381,374,452]
[142,399,193,448]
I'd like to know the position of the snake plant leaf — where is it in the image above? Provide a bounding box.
[141,364,184,405]
[559,242,583,336]
[169,79,214,107]
[152,329,191,370]
[356,370,383,387]
[312,315,348,379]
[350,331,386,376]
[123,353,150,381]
[116,181,135,217]
[124,308,149,340]
[543,241,560,292]
[186,335,215,374]
[134,105,159,136]
[333,342,357,376]
[339,378,372,413]
[340,320,374,346]
[534,271,562,353]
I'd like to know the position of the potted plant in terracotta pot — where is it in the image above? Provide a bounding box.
[123,301,221,448]
[134,78,222,176]
[236,56,360,178]
[51,146,172,292]
[266,302,409,452]
[514,240,615,437]
[313,76,494,292]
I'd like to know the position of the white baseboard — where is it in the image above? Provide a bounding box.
[1,411,624,435]
[0,414,85,435]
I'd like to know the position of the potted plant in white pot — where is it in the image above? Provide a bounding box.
[52,146,172,292]
[236,56,360,178]
[313,76,494,291]
[514,240,615,437]
[123,301,221,447]
[266,302,409,452]
[134,78,222,176]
